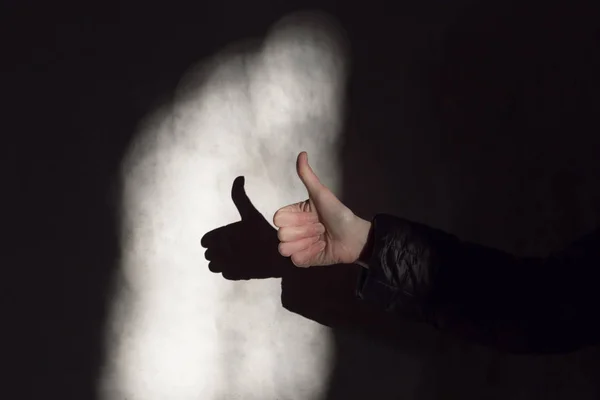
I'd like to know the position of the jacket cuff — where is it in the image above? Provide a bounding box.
[355,214,402,311]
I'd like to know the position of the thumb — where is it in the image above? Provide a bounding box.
[296,151,323,197]
[231,176,260,220]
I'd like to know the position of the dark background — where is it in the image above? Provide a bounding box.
[4,0,600,399]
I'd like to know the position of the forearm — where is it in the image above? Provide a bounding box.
[355,214,600,353]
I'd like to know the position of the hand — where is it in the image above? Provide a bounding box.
[273,151,372,267]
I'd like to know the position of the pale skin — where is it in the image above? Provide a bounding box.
[273,151,372,269]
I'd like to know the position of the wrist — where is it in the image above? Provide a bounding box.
[353,216,373,268]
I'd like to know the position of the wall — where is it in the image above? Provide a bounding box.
[5,1,600,399]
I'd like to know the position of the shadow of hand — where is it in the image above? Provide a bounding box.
[201,176,294,280]
[201,177,430,350]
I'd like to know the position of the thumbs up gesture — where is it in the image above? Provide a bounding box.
[273,152,372,268]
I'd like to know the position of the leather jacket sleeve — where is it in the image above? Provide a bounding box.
[356,214,600,353]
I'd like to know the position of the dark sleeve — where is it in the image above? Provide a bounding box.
[355,213,600,354]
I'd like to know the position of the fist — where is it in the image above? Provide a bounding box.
[273,152,371,267]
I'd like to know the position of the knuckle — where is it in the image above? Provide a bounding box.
[273,211,281,227]
[278,242,288,257]
[291,254,309,268]
[291,256,303,267]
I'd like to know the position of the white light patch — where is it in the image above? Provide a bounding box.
[99,11,348,400]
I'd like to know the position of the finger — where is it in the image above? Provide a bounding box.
[278,235,320,257]
[277,223,325,242]
[200,226,223,248]
[273,209,318,227]
[231,176,260,221]
[200,222,235,248]
[296,152,323,197]
[204,248,212,261]
[291,240,326,268]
